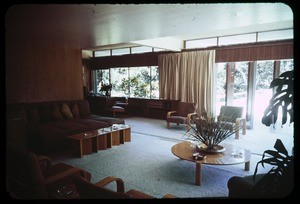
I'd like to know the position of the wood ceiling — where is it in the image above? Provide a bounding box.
[6,3,293,51]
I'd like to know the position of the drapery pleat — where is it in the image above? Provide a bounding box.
[158,50,215,114]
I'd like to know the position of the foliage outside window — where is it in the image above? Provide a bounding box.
[94,66,159,99]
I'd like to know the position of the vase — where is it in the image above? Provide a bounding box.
[196,144,225,153]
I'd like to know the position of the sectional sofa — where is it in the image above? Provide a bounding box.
[7,100,124,154]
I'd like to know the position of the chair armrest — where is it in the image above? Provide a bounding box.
[187,112,198,123]
[162,194,177,198]
[94,176,125,193]
[44,167,84,186]
[167,111,177,117]
[38,155,52,170]
[228,176,254,198]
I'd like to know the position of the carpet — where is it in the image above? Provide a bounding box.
[54,131,273,198]
[124,116,294,156]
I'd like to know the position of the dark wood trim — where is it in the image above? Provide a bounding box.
[247,62,256,129]
[274,61,280,79]
[226,63,235,105]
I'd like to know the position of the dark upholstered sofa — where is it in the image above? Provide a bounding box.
[7,100,124,154]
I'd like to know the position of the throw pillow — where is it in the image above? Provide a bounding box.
[26,108,40,124]
[51,104,64,120]
[78,100,91,117]
[71,102,80,119]
[61,102,73,119]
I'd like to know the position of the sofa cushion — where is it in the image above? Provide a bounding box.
[43,120,90,134]
[83,115,125,125]
[51,104,64,120]
[39,104,52,122]
[166,116,187,124]
[27,108,40,124]
[71,102,80,119]
[78,100,91,117]
[61,102,73,119]
[26,123,69,153]
[73,119,109,130]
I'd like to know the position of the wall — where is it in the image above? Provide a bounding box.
[6,40,84,104]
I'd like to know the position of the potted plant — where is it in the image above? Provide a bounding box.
[250,70,294,197]
[100,84,112,97]
[186,111,242,153]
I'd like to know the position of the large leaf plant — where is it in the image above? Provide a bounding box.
[251,70,294,198]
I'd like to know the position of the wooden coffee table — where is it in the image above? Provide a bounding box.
[67,125,131,157]
[67,129,108,158]
[171,141,251,186]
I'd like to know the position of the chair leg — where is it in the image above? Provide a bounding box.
[242,119,246,135]
[235,126,239,139]
[167,122,170,129]
[186,124,190,132]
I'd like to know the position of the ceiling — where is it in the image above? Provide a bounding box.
[6,3,293,52]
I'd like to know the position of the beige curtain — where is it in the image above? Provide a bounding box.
[158,50,215,114]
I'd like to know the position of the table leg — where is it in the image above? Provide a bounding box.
[107,133,112,148]
[245,161,250,171]
[195,161,202,186]
[79,140,83,158]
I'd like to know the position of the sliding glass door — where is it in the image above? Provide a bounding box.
[216,59,293,130]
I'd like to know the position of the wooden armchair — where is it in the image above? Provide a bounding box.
[166,101,197,132]
[72,175,176,199]
[217,105,246,139]
[6,143,91,199]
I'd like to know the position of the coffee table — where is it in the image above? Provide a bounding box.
[171,141,251,186]
[67,125,131,157]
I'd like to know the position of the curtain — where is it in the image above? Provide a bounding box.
[158,50,215,114]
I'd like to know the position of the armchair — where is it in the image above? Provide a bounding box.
[227,174,267,198]
[166,101,197,132]
[6,143,91,199]
[72,175,176,199]
[217,105,246,139]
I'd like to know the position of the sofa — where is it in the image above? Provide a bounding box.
[7,100,124,154]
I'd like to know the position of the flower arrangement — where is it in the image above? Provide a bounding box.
[100,84,112,97]
[186,111,241,152]
[100,84,112,91]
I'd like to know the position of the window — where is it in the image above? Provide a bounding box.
[94,50,111,57]
[110,68,129,97]
[131,46,152,54]
[184,28,293,49]
[219,33,256,46]
[280,59,294,75]
[186,38,217,49]
[233,62,248,113]
[95,69,110,93]
[258,29,293,42]
[112,48,130,56]
[216,63,227,115]
[216,58,293,130]
[93,66,159,99]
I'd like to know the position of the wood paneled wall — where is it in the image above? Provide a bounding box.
[89,52,159,69]
[215,40,293,62]
[6,40,84,104]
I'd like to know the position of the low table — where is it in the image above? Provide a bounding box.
[67,125,131,157]
[102,124,131,147]
[171,141,251,186]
